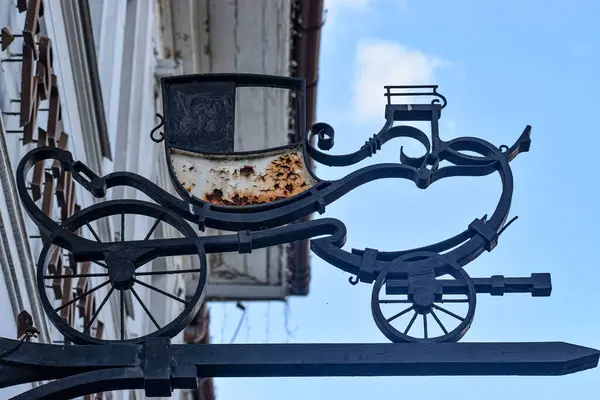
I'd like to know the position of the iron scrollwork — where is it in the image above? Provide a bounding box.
[150,113,165,144]
[1,74,598,399]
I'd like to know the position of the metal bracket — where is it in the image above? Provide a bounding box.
[1,338,598,399]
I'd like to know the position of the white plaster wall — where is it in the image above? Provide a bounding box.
[0,3,44,397]
[0,0,163,398]
[0,1,126,398]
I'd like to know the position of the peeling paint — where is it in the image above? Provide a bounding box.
[170,145,317,206]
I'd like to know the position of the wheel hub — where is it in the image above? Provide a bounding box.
[106,251,136,291]
[412,288,435,314]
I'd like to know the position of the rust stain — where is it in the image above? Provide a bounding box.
[181,181,196,193]
[171,145,317,206]
[240,165,254,176]
[202,151,313,206]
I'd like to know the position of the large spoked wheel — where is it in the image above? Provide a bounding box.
[37,200,207,345]
[371,253,476,343]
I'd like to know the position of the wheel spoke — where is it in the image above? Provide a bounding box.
[86,223,102,242]
[439,299,469,303]
[44,272,109,279]
[135,268,202,277]
[430,309,448,334]
[133,278,187,304]
[386,306,414,323]
[423,314,428,339]
[83,287,114,334]
[54,280,110,312]
[432,304,465,321]
[93,261,108,269]
[404,312,418,335]
[144,217,162,241]
[120,291,125,340]
[130,287,161,330]
[379,299,412,304]
[120,213,125,242]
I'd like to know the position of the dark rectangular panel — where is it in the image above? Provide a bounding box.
[163,81,235,154]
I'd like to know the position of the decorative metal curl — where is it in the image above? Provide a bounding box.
[430,86,448,109]
[308,122,335,150]
[150,113,165,143]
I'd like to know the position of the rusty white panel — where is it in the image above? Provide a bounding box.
[170,145,316,205]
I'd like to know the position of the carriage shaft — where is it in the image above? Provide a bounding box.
[386,273,551,297]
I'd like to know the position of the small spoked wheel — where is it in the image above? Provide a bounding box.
[371,252,476,343]
[37,200,207,345]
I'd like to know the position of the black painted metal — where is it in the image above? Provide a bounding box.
[1,74,598,399]
[2,340,599,399]
[37,200,207,345]
[161,74,305,154]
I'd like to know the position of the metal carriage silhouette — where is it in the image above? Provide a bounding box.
[12,73,547,346]
[4,73,598,399]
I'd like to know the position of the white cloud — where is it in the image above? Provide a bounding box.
[352,39,447,121]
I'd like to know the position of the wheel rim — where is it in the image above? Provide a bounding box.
[37,200,207,345]
[371,252,476,343]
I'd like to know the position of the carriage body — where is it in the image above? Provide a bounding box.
[161,73,318,208]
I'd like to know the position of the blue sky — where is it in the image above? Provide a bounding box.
[211,1,600,398]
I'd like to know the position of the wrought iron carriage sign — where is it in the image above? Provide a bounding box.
[0,73,598,399]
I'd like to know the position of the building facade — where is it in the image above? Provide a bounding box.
[0,0,322,399]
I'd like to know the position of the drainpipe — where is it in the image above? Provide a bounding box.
[289,0,325,296]
[295,0,324,127]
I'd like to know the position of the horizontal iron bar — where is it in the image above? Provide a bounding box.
[71,218,346,264]
[384,92,439,97]
[1,340,597,391]
[173,342,599,377]
[386,274,552,296]
[384,85,439,89]
[0,338,139,369]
